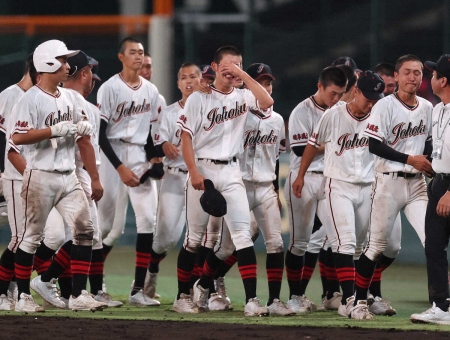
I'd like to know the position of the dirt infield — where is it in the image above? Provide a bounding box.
[1,316,448,339]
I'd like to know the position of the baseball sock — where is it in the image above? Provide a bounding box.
[299,251,319,295]
[89,248,104,294]
[237,246,257,303]
[177,247,197,298]
[368,255,395,298]
[318,249,328,298]
[191,246,210,289]
[326,248,340,299]
[148,248,166,274]
[266,252,284,305]
[102,243,113,260]
[285,250,303,297]
[33,242,56,275]
[214,250,237,279]
[41,240,72,282]
[132,233,153,295]
[334,253,355,303]
[0,248,15,294]
[198,251,221,290]
[58,267,72,299]
[354,254,377,304]
[14,248,34,297]
[71,244,92,298]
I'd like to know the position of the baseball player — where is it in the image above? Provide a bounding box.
[293,70,386,320]
[10,39,101,312]
[284,66,347,313]
[336,65,357,103]
[145,62,202,298]
[97,37,160,307]
[354,54,433,312]
[174,45,273,316]
[0,54,36,310]
[138,51,167,109]
[332,56,362,76]
[375,63,397,96]
[200,64,216,85]
[411,55,450,325]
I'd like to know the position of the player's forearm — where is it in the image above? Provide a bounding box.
[298,144,319,177]
[12,128,52,145]
[98,120,122,169]
[240,73,274,110]
[368,137,408,164]
[77,136,100,181]
[0,130,6,172]
[7,150,26,175]
[181,132,199,174]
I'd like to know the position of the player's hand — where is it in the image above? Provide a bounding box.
[407,155,433,176]
[117,164,140,187]
[150,157,163,165]
[292,175,305,198]
[50,121,77,137]
[162,142,179,160]
[194,83,212,94]
[190,170,206,191]
[91,178,104,202]
[437,191,450,217]
[76,121,93,136]
[218,62,243,79]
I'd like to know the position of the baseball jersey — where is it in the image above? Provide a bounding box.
[363,93,433,173]
[11,85,85,172]
[177,86,265,159]
[431,102,450,173]
[309,104,374,184]
[88,102,101,167]
[240,109,286,182]
[97,74,159,145]
[154,100,186,170]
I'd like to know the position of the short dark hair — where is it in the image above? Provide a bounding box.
[144,52,151,58]
[177,62,201,79]
[374,62,395,77]
[319,66,347,89]
[214,45,241,64]
[119,37,142,54]
[336,65,357,92]
[29,59,38,85]
[395,54,423,73]
[23,53,33,76]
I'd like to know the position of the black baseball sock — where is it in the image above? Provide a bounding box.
[335,253,355,303]
[132,233,153,295]
[89,249,104,294]
[148,248,166,274]
[369,255,395,298]
[33,242,56,275]
[214,250,237,279]
[0,248,15,295]
[300,251,319,295]
[191,246,211,289]
[355,254,378,303]
[71,244,92,298]
[237,246,257,303]
[285,250,303,297]
[326,249,340,299]
[198,251,221,291]
[15,248,34,297]
[177,247,197,299]
[266,252,284,305]
[41,240,72,282]
[318,248,328,298]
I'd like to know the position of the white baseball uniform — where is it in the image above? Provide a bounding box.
[97,74,159,246]
[309,103,374,256]
[363,93,432,261]
[11,85,93,254]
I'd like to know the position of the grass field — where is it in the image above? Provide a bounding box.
[0,245,449,333]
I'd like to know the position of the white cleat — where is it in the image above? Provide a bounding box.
[0,294,14,310]
[267,299,296,316]
[69,290,108,311]
[15,293,45,313]
[95,290,123,308]
[350,300,374,320]
[286,295,309,314]
[7,281,18,302]
[300,294,317,311]
[369,296,396,316]
[215,277,232,308]
[30,276,66,309]
[324,292,343,310]
[173,293,206,313]
[193,279,209,311]
[410,303,450,325]
[315,296,327,311]
[129,289,160,307]
[244,297,270,317]
[208,293,231,311]
[337,295,355,317]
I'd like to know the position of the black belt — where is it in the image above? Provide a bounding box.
[198,157,237,165]
[167,166,188,174]
[308,171,323,175]
[383,171,420,179]
[436,173,450,181]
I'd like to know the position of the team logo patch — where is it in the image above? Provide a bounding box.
[374,82,382,91]
[179,115,187,124]
[96,103,101,109]
[257,64,264,73]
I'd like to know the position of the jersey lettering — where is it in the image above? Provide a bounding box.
[44,106,73,126]
[389,120,426,145]
[366,123,378,133]
[292,132,308,141]
[204,102,247,131]
[113,99,151,123]
[336,133,369,156]
[244,129,277,149]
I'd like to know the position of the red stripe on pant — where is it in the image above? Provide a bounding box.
[302,266,314,280]
[336,267,355,282]
[355,272,372,289]
[15,263,33,280]
[71,260,91,275]
[0,266,14,281]
[286,267,302,281]
[267,268,283,282]
[136,251,151,268]
[238,264,257,280]
[89,261,104,276]
[177,268,191,283]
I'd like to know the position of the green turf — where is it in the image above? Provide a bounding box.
[1,246,449,332]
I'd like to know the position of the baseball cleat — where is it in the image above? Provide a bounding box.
[7,281,18,302]
[337,295,355,317]
[267,299,296,316]
[286,295,309,314]
[30,276,66,309]
[244,297,270,317]
[410,303,450,325]
[143,271,158,299]
[95,290,123,308]
[69,290,108,311]
[324,292,343,310]
[368,296,396,316]
[129,289,160,307]
[0,294,14,310]
[208,293,232,311]
[215,277,232,308]
[193,279,209,311]
[349,300,374,320]
[315,296,327,311]
[15,293,45,313]
[172,293,206,313]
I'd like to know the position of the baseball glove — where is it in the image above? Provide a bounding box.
[140,162,165,183]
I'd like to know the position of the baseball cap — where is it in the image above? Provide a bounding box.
[68,51,99,77]
[200,179,227,217]
[246,63,275,81]
[332,56,361,72]
[200,64,215,80]
[91,63,101,82]
[425,54,450,79]
[356,70,385,100]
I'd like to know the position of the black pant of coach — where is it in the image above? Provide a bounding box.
[425,174,450,311]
